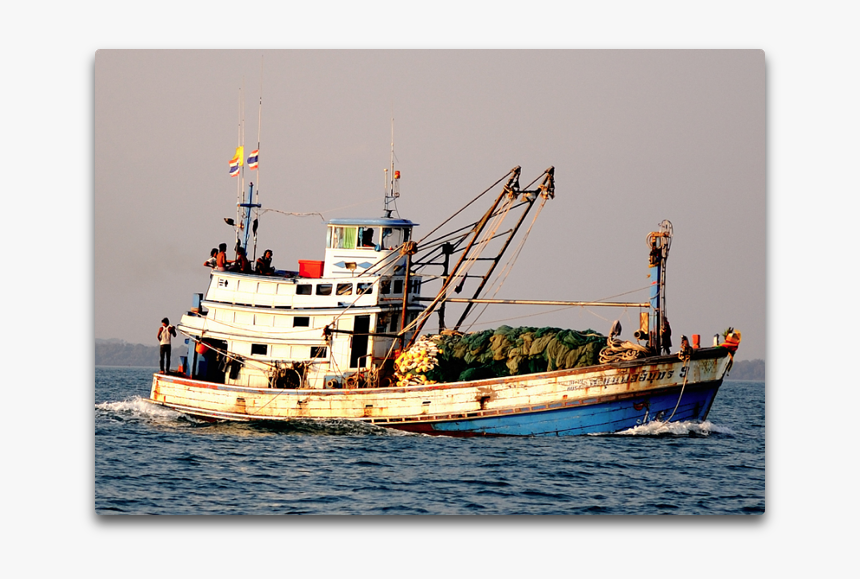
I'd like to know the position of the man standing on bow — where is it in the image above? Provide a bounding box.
[158,317,177,374]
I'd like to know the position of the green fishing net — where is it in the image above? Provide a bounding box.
[397,326,606,385]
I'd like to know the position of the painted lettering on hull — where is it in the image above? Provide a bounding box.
[561,369,675,390]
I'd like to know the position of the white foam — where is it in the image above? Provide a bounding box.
[95,396,182,420]
[616,419,735,436]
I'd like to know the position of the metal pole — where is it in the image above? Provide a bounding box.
[406,169,517,346]
[438,243,451,330]
[454,190,537,329]
[398,253,412,349]
[416,297,650,308]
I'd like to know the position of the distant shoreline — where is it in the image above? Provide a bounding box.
[95,339,764,380]
[95,365,159,369]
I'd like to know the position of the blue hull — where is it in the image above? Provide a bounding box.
[389,381,721,437]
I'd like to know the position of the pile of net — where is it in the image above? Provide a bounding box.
[394,326,606,386]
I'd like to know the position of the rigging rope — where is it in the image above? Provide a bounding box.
[662,348,692,424]
[463,195,548,331]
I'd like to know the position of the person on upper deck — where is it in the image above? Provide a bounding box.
[215,243,231,271]
[203,248,218,268]
[230,247,251,273]
[255,249,275,275]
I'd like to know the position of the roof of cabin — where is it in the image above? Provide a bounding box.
[326,218,417,227]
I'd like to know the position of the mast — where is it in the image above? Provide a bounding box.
[647,220,673,353]
[227,69,263,256]
[240,63,263,257]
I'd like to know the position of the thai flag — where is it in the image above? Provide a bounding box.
[229,155,240,177]
[247,149,259,170]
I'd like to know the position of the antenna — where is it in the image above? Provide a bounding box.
[251,56,263,260]
[234,86,243,248]
[383,116,400,217]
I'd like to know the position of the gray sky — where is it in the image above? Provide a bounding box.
[96,50,765,360]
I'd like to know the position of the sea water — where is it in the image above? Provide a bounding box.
[95,367,764,515]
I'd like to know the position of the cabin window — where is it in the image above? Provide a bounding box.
[358,227,377,249]
[357,282,373,295]
[310,346,328,358]
[296,284,312,295]
[409,279,421,294]
[294,317,310,327]
[337,283,353,296]
[330,226,357,249]
[316,284,332,296]
[380,278,391,295]
[251,344,268,356]
[393,279,404,294]
[381,227,411,250]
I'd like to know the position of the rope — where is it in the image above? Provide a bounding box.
[258,196,380,223]
[415,169,514,245]
[179,328,325,381]
[463,195,548,331]
[598,337,650,363]
[403,195,517,338]
[662,349,692,423]
[464,305,582,328]
[259,208,326,222]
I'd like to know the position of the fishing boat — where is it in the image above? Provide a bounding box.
[148,125,740,436]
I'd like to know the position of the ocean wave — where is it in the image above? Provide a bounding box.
[250,418,422,436]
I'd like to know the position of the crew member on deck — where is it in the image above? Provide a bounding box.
[361,228,375,248]
[215,243,231,271]
[661,317,672,355]
[256,249,274,275]
[231,247,251,273]
[203,248,218,268]
[158,318,177,374]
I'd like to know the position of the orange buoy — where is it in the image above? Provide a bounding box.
[195,342,208,354]
[720,330,742,352]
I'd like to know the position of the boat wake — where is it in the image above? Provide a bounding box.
[95,397,422,436]
[95,396,186,423]
[612,420,735,437]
